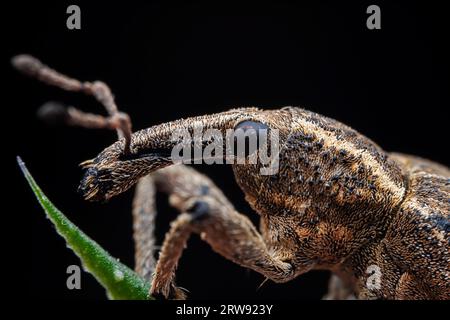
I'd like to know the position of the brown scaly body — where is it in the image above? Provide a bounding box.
[14,55,449,299]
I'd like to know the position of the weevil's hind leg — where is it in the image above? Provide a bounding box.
[149,165,295,299]
[132,175,158,282]
[322,274,356,300]
[11,54,132,154]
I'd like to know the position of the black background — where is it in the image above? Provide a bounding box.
[6,1,448,300]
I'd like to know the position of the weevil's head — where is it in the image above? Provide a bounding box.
[78,107,297,201]
[79,108,277,201]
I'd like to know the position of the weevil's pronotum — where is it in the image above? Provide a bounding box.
[14,55,449,300]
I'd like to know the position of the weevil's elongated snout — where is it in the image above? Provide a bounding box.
[78,154,172,201]
[79,108,262,201]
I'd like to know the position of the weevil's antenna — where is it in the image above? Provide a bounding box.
[11,54,132,155]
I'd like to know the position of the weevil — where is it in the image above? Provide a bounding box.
[14,55,449,300]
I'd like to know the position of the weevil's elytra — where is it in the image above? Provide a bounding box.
[14,55,449,300]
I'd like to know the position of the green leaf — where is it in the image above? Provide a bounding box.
[18,156,152,300]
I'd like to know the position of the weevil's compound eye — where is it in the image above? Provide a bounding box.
[234,120,269,133]
[233,120,269,159]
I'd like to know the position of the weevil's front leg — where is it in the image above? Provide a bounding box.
[150,212,192,299]
[152,198,295,299]
[150,166,295,299]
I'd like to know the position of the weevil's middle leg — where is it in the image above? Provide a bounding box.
[149,165,295,299]
[132,175,157,282]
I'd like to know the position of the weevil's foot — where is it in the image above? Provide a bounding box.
[151,282,187,300]
[168,284,188,300]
